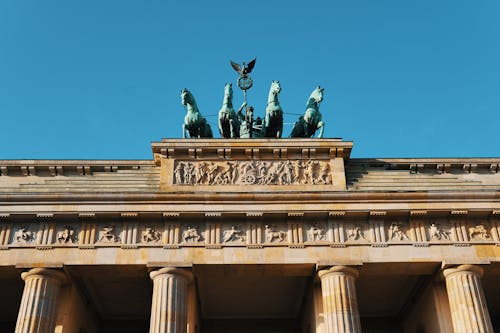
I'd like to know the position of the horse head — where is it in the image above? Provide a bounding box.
[181,88,193,107]
[270,80,281,95]
[223,83,233,102]
[309,86,324,105]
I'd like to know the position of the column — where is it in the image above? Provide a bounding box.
[15,268,66,333]
[149,267,193,333]
[318,266,361,333]
[443,265,493,333]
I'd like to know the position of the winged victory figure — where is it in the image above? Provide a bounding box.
[230,58,256,76]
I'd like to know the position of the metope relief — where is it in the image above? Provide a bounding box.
[468,224,490,241]
[222,225,246,243]
[345,223,368,242]
[173,160,332,186]
[429,222,451,241]
[142,226,162,243]
[265,224,287,243]
[56,226,77,244]
[306,224,327,242]
[98,226,119,243]
[388,222,410,241]
[14,226,36,244]
[182,225,204,244]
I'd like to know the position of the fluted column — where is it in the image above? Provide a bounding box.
[318,266,361,333]
[443,265,493,333]
[149,267,193,333]
[15,268,66,333]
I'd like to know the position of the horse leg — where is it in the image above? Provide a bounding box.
[182,124,187,139]
[317,121,324,138]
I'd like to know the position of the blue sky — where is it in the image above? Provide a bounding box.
[0,1,499,159]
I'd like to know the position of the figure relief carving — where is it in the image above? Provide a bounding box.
[182,226,203,243]
[57,226,76,244]
[346,224,367,241]
[142,227,162,243]
[429,222,451,240]
[14,227,35,243]
[223,225,246,243]
[98,226,119,243]
[388,222,409,241]
[307,224,326,242]
[468,224,490,241]
[265,225,287,243]
[173,160,332,186]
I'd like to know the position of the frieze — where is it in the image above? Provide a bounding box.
[173,160,332,186]
[0,215,499,249]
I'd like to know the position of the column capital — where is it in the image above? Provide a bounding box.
[318,265,359,280]
[21,267,66,284]
[150,266,193,282]
[443,264,484,279]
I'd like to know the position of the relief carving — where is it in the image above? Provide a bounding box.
[307,224,326,241]
[388,222,409,241]
[429,223,451,241]
[182,226,203,243]
[223,226,245,243]
[265,225,287,243]
[468,224,490,241]
[98,226,119,243]
[14,227,35,243]
[173,160,332,186]
[346,224,367,241]
[142,227,162,243]
[57,226,76,244]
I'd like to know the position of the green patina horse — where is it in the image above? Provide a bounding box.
[218,83,240,138]
[262,80,283,138]
[290,86,325,138]
[181,88,213,139]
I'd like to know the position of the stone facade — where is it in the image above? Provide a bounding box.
[0,139,499,332]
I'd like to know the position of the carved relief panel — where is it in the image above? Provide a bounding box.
[345,223,369,243]
[264,224,288,243]
[305,223,328,243]
[173,160,332,186]
[222,225,246,244]
[181,224,205,245]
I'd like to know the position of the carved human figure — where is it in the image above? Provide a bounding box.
[429,223,450,240]
[174,162,185,184]
[57,226,76,244]
[388,222,409,241]
[142,227,161,243]
[303,160,318,184]
[307,225,326,241]
[468,224,490,240]
[317,163,331,184]
[182,226,203,243]
[347,225,366,241]
[184,163,195,185]
[280,160,293,184]
[207,163,219,184]
[14,227,35,243]
[98,226,118,243]
[194,162,208,184]
[265,225,287,243]
[223,226,245,243]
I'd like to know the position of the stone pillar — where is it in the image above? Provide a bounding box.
[443,265,493,333]
[15,268,66,333]
[318,266,361,333]
[149,267,193,333]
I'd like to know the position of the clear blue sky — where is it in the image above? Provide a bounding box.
[0,1,499,159]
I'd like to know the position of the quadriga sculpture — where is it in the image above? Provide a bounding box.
[290,86,325,138]
[262,80,283,138]
[181,88,213,139]
[218,83,240,138]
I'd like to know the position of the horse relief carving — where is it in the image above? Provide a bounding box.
[173,160,332,186]
[468,224,490,241]
[265,225,287,243]
[57,226,76,244]
[307,225,326,242]
[14,227,35,243]
[182,226,203,243]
